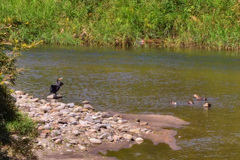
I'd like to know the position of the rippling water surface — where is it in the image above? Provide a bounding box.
[16,45,240,159]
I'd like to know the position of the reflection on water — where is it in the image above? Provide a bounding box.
[16,45,240,159]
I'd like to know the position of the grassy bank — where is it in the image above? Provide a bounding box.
[1,0,240,50]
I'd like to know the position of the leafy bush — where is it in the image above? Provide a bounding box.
[0,25,37,159]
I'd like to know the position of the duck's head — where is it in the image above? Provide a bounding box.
[203,103,211,109]
[193,94,199,98]
[57,78,64,86]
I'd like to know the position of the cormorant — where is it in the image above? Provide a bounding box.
[48,78,64,95]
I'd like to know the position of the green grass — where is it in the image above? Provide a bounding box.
[0,84,37,159]
[6,112,37,136]
[1,0,240,50]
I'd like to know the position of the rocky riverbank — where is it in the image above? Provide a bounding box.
[14,90,189,160]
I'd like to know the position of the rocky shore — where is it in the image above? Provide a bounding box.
[14,90,189,160]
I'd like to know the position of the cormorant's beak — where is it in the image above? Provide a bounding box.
[58,78,63,81]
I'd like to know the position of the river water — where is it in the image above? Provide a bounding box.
[16,45,240,159]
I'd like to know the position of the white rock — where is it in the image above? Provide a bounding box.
[130,128,141,134]
[82,100,90,104]
[135,137,144,144]
[41,106,52,112]
[83,104,94,110]
[78,145,86,151]
[117,120,123,124]
[47,94,62,99]
[72,130,79,136]
[17,99,28,104]
[79,120,91,127]
[67,103,75,108]
[92,116,98,120]
[20,95,29,99]
[89,138,102,144]
[69,140,78,144]
[60,109,71,114]
[56,105,65,110]
[55,139,62,144]
[31,98,39,102]
[39,99,47,104]
[67,113,76,117]
[51,130,61,136]
[73,107,82,112]
[44,124,51,130]
[15,90,25,95]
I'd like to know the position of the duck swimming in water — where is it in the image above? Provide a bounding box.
[48,78,64,96]
[188,100,194,105]
[193,94,207,101]
[170,101,177,105]
[203,103,211,109]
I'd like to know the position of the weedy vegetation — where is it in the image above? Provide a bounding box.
[0,0,239,50]
[0,23,37,159]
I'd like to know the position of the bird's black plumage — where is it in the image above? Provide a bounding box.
[48,78,64,95]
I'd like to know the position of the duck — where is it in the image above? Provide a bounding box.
[193,94,207,101]
[187,100,194,105]
[48,78,64,96]
[203,103,211,109]
[170,101,177,105]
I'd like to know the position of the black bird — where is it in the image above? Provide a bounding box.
[48,78,64,96]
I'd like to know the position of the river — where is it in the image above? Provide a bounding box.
[16,45,240,159]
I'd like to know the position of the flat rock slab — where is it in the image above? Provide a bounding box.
[118,113,189,129]
[47,94,63,99]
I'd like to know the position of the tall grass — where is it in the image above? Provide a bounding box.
[1,0,240,49]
